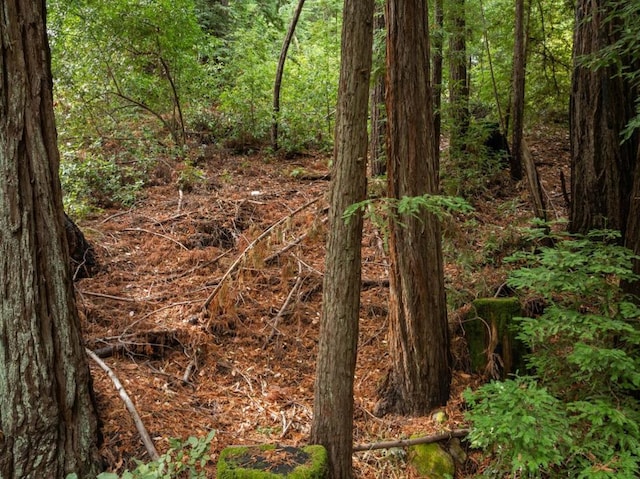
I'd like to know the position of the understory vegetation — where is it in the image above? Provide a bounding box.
[466,228,640,477]
[46,0,640,477]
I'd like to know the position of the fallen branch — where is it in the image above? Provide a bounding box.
[183,359,197,385]
[295,172,331,181]
[352,429,469,452]
[202,196,321,311]
[85,348,160,461]
[263,260,304,348]
[264,217,328,265]
[77,290,137,302]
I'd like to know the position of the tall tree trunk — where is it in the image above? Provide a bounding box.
[432,0,444,165]
[375,0,451,416]
[623,144,640,301]
[0,1,102,478]
[570,0,638,236]
[310,0,374,477]
[448,0,469,159]
[272,0,307,150]
[510,0,526,181]
[369,4,387,177]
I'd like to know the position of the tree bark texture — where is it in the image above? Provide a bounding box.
[310,0,374,477]
[377,0,451,416]
[448,0,469,159]
[432,0,444,166]
[570,0,638,236]
[0,2,102,478]
[369,5,386,177]
[510,0,526,181]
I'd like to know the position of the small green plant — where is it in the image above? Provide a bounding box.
[177,161,207,191]
[465,228,640,477]
[74,430,215,479]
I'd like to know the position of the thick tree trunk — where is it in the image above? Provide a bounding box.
[310,0,374,477]
[0,2,102,478]
[376,0,451,416]
[570,0,638,235]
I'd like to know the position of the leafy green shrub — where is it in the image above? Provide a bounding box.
[216,1,340,153]
[60,150,146,216]
[66,431,215,479]
[49,0,216,146]
[441,118,511,198]
[465,228,640,477]
[465,377,570,475]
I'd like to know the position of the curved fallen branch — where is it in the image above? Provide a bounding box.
[352,428,469,452]
[86,348,160,461]
[202,196,321,310]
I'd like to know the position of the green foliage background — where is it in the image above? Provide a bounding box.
[465,229,640,477]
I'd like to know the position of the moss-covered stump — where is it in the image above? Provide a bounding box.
[217,444,327,478]
[466,297,526,377]
[408,442,455,479]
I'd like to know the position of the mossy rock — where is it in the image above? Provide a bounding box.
[466,297,526,377]
[408,442,455,479]
[217,444,327,478]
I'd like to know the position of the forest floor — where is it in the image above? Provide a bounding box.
[75,125,571,478]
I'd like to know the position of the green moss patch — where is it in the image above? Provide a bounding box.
[217,444,327,478]
[408,442,455,479]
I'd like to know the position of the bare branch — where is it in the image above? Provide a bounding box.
[85,348,160,460]
[353,429,469,452]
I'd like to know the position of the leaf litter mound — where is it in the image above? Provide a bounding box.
[76,127,570,478]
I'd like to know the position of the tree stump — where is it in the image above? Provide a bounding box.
[466,298,526,378]
[217,444,327,479]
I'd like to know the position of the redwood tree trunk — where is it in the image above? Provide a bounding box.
[570,0,638,235]
[510,0,526,181]
[432,0,444,165]
[448,0,469,159]
[369,4,386,177]
[310,0,374,477]
[376,0,451,416]
[0,2,102,478]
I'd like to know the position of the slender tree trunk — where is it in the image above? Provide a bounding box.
[272,0,307,150]
[570,0,638,235]
[448,0,469,159]
[369,4,386,177]
[432,0,444,165]
[0,1,102,478]
[375,0,451,417]
[510,0,526,181]
[310,0,374,477]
